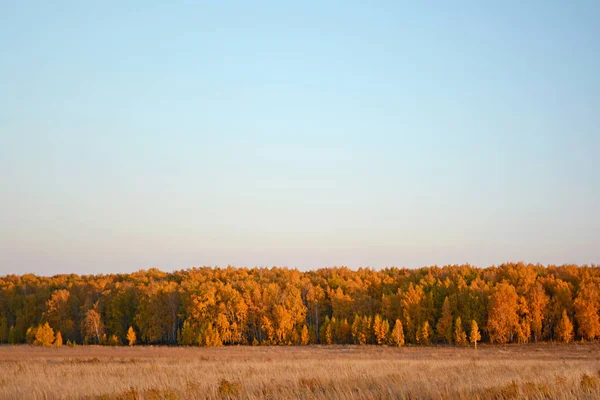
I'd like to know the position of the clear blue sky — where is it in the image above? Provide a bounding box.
[1,1,598,275]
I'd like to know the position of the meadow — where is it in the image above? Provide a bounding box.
[1,343,599,399]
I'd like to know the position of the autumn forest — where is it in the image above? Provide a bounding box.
[1,263,599,348]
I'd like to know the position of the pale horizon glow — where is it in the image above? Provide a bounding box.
[1,1,599,276]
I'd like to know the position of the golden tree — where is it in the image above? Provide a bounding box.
[84,305,104,344]
[126,326,136,346]
[417,321,432,345]
[555,310,574,343]
[574,282,600,341]
[325,324,333,345]
[436,297,453,344]
[527,283,548,342]
[300,325,309,345]
[373,315,389,345]
[470,320,481,349]
[34,322,55,347]
[339,319,352,344]
[54,331,63,347]
[454,317,467,345]
[179,320,196,345]
[391,319,404,347]
[487,283,519,344]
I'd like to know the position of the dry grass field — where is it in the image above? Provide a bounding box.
[0,344,599,399]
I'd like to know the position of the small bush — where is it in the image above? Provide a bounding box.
[580,373,599,391]
[299,377,324,393]
[143,388,180,400]
[107,335,120,346]
[217,379,242,398]
[482,381,520,399]
[116,387,139,400]
[500,381,519,398]
[523,381,553,398]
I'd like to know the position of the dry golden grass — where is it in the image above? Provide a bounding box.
[1,343,599,399]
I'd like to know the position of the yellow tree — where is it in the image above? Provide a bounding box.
[487,282,519,344]
[84,305,104,344]
[201,323,222,347]
[300,325,309,345]
[436,297,453,344]
[555,310,574,343]
[454,317,467,345]
[527,282,548,342]
[470,320,481,349]
[54,331,63,347]
[574,282,600,341]
[515,320,531,344]
[261,316,275,345]
[373,315,389,345]
[417,321,432,345]
[179,320,196,345]
[401,283,426,344]
[380,319,390,345]
[126,326,136,346]
[391,319,404,347]
[34,322,55,347]
[340,319,352,344]
[44,289,75,342]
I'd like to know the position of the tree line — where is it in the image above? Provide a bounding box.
[0,263,598,347]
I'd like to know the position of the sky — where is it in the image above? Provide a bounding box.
[1,1,599,276]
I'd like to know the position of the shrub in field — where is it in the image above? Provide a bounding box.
[580,373,599,391]
[217,379,241,398]
[299,377,325,393]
